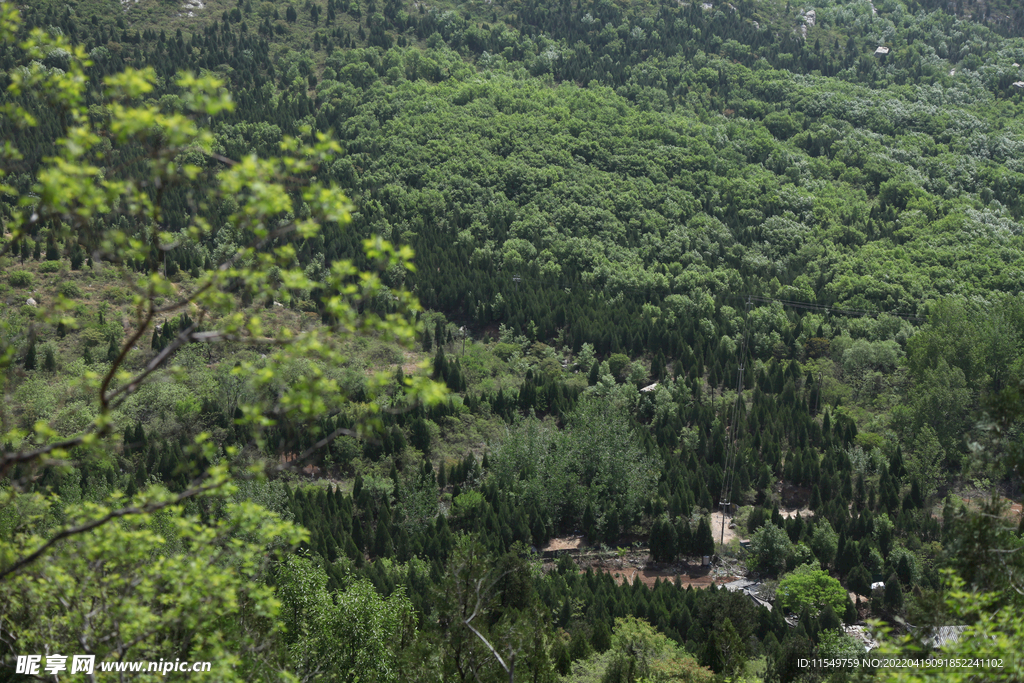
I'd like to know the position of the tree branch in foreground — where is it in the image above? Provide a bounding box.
[0,477,228,582]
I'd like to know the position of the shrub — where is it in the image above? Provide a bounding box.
[102,286,130,303]
[59,281,83,298]
[608,353,630,379]
[80,327,107,348]
[492,342,517,360]
[8,271,33,287]
[38,260,62,273]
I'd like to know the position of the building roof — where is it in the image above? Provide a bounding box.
[723,579,774,611]
[909,625,969,650]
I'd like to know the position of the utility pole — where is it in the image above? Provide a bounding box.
[720,296,753,551]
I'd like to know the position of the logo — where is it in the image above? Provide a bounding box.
[16,654,95,675]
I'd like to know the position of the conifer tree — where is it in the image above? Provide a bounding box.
[649,517,677,563]
[591,619,612,653]
[70,244,84,270]
[373,520,393,558]
[883,574,903,611]
[694,517,715,556]
[24,338,36,370]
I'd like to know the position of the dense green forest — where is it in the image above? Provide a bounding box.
[1,0,1024,680]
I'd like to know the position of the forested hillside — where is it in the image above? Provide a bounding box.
[2,0,1024,681]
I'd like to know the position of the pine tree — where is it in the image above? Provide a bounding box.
[24,338,37,370]
[568,628,591,661]
[70,244,84,270]
[410,417,431,454]
[676,520,693,557]
[43,346,56,372]
[896,554,913,587]
[583,503,597,541]
[106,334,119,363]
[591,619,612,653]
[694,517,715,556]
[551,639,571,676]
[884,573,903,611]
[433,347,449,382]
[649,518,677,563]
[889,445,906,479]
[373,520,393,558]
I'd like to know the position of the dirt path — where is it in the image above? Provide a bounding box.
[542,536,584,552]
[592,563,738,589]
[710,511,740,545]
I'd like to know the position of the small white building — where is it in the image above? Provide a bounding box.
[874,46,889,56]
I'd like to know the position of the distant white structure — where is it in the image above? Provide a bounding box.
[874,46,890,56]
[1013,63,1020,67]
[640,382,659,393]
[1014,81,1024,90]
